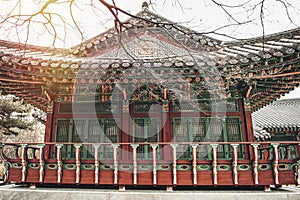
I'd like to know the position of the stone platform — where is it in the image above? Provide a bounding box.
[0,184,299,200]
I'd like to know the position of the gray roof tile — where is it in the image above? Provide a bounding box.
[252,98,300,129]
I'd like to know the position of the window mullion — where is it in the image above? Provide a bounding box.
[67,119,73,159]
[188,118,193,160]
[222,118,229,159]
[144,119,148,159]
[83,119,89,159]
[100,119,104,159]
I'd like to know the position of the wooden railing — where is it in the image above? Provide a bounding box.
[0,141,299,186]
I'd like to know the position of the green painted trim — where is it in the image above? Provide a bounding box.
[100,164,114,170]
[237,164,252,171]
[82,164,95,170]
[138,164,152,171]
[11,163,22,169]
[197,165,212,170]
[28,163,39,169]
[177,164,192,170]
[46,163,58,170]
[119,164,133,171]
[217,164,231,170]
[278,163,293,171]
[157,164,171,170]
[258,164,272,171]
[64,164,76,170]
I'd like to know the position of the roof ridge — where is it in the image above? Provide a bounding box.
[224,27,300,46]
[70,7,223,55]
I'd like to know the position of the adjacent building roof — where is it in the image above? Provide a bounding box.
[252,98,300,131]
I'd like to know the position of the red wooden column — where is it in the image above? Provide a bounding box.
[243,98,254,160]
[44,102,54,160]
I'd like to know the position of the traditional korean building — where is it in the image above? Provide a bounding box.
[253,98,300,159]
[0,3,299,190]
[253,98,300,140]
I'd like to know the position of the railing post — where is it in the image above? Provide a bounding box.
[190,144,198,186]
[55,144,63,184]
[170,144,178,185]
[251,144,259,185]
[112,144,119,185]
[93,144,100,185]
[210,144,218,186]
[271,144,279,185]
[297,144,300,185]
[0,143,9,184]
[131,144,139,185]
[231,144,239,185]
[296,160,300,185]
[150,144,159,185]
[38,144,45,183]
[74,144,82,184]
[20,144,28,182]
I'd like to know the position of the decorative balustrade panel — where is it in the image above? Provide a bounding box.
[0,142,299,186]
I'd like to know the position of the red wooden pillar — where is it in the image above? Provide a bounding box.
[44,102,54,160]
[243,98,254,160]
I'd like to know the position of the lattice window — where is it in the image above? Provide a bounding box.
[71,120,85,158]
[191,118,208,158]
[133,118,159,159]
[56,120,70,158]
[55,118,119,160]
[86,120,101,158]
[173,118,190,159]
[208,118,225,158]
[102,119,118,159]
[226,118,243,158]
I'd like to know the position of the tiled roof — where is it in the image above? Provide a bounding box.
[252,98,300,130]
[0,5,300,111]
[253,125,271,141]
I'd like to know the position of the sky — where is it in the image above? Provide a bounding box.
[0,0,299,99]
[1,0,300,47]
